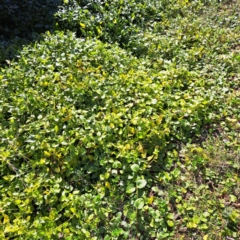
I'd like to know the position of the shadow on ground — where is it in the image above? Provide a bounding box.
[0,0,62,66]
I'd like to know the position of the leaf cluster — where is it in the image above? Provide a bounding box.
[0,0,240,239]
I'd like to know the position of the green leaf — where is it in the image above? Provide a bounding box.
[82,228,90,237]
[229,194,237,202]
[130,164,139,172]
[151,99,157,104]
[126,184,136,194]
[167,213,174,220]
[54,167,61,173]
[3,175,15,181]
[136,179,147,189]
[126,210,137,221]
[203,235,208,240]
[167,220,174,227]
[187,222,197,229]
[151,186,159,192]
[134,198,144,209]
[192,215,200,224]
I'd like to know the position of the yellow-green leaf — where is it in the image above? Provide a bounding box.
[80,23,86,28]
[167,220,174,227]
[54,167,61,173]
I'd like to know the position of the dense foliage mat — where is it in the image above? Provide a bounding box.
[0,0,240,239]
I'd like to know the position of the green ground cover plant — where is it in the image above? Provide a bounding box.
[0,0,239,239]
